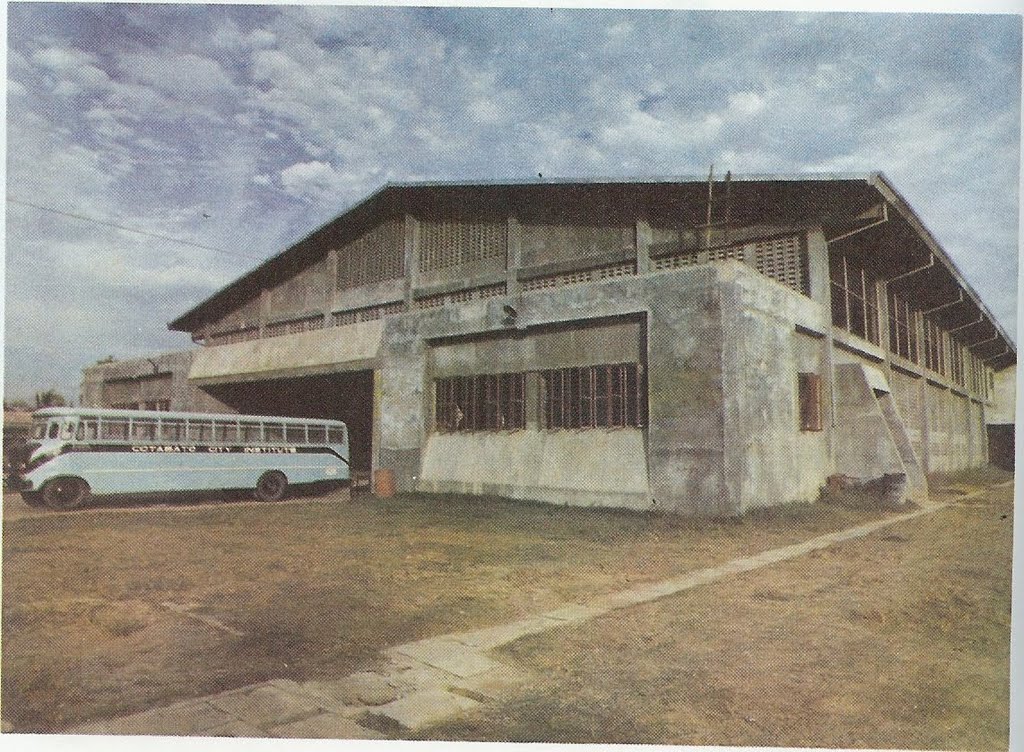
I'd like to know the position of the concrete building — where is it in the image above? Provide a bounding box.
[81,174,1016,514]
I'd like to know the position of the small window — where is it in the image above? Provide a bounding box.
[308,425,328,444]
[241,423,262,443]
[214,422,239,443]
[798,372,823,432]
[264,423,284,442]
[60,422,76,440]
[76,421,99,441]
[100,420,129,440]
[47,422,59,439]
[327,426,346,444]
[285,425,307,443]
[160,420,186,441]
[131,419,158,441]
[187,421,213,442]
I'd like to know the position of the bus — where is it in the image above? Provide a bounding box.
[16,407,350,511]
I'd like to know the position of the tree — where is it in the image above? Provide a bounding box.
[34,390,67,409]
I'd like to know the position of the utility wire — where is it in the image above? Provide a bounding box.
[6,196,264,261]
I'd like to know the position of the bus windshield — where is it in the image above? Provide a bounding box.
[31,420,48,440]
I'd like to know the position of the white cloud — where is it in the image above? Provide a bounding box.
[279,160,348,200]
[727,91,767,117]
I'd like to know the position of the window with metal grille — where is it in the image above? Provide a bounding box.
[949,340,967,387]
[830,252,880,344]
[541,363,643,430]
[419,219,507,272]
[888,294,919,363]
[435,373,526,432]
[798,372,823,432]
[336,219,405,290]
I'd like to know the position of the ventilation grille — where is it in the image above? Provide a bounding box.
[336,219,405,290]
[333,301,408,326]
[521,262,636,292]
[207,326,260,346]
[265,314,325,339]
[754,235,806,293]
[415,283,508,310]
[419,220,507,272]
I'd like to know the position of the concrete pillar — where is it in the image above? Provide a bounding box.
[403,214,419,306]
[525,371,541,428]
[507,216,523,295]
[259,288,270,337]
[805,227,831,304]
[635,219,653,274]
[919,378,931,474]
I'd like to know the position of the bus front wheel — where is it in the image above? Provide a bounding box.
[254,471,288,502]
[41,477,90,511]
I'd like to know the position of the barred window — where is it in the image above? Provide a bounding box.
[830,252,880,344]
[541,363,643,430]
[435,373,526,432]
[888,293,919,363]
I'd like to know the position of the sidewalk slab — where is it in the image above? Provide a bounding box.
[449,617,559,650]
[269,712,386,739]
[202,720,269,737]
[208,685,322,728]
[365,688,480,731]
[392,639,499,678]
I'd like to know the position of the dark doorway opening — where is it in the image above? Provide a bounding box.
[201,370,374,476]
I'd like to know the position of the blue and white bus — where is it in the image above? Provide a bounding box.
[17,408,350,510]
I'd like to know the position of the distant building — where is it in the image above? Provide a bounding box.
[81,174,1015,514]
[986,365,1016,471]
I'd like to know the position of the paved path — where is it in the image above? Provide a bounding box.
[70,487,1002,739]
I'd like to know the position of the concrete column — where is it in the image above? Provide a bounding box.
[259,288,270,337]
[403,214,419,306]
[325,249,338,326]
[805,227,831,305]
[876,279,892,381]
[506,216,523,295]
[919,377,931,474]
[635,219,653,274]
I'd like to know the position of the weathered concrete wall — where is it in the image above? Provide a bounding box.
[988,365,1015,425]
[204,295,261,336]
[718,262,831,512]
[832,363,907,480]
[419,430,649,509]
[81,350,233,414]
[267,257,330,321]
[520,223,633,267]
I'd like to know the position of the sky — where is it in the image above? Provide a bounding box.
[2,3,1021,403]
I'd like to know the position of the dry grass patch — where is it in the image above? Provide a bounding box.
[426,479,1013,749]
[0,487,911,732]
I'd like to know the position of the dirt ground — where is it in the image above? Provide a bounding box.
[1,485,896,733]
[426,475,1015,749]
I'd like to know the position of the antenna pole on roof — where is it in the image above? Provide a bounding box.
[724,170,732,242]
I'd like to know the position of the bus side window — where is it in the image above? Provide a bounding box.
[76,420,98,441]
[48,422,59,439]
[215,422,239,443]
[285,425,306,444]
[101,420,128,440]
[161,420,185,441]
[241,423,262,443]
[308,425,327,444]
[328,426,346,444]
[132,419,158,441]
[265,424,284,443]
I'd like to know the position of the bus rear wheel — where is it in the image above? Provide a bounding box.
[41,477,90,510]
[254,471,288,502]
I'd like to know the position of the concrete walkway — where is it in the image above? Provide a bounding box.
[70,489,996,739]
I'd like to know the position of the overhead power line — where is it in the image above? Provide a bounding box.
[6,197,264,261]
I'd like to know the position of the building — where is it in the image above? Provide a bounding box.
[986,365,1016,471]
[81,174,1016,514]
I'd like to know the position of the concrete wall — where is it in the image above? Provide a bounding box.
[81,350,233,414]
[718,262,832,512]
[988,365,1016,425]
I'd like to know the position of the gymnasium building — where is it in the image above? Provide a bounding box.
[80,174,1015,514]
